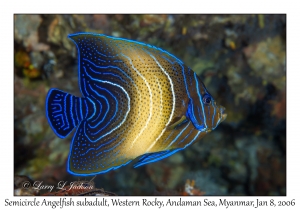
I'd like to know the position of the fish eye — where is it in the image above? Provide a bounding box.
[203,94,212,105]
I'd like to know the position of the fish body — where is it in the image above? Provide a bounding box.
[46,33,226,175]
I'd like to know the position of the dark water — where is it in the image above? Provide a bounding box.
[14,14,286,195]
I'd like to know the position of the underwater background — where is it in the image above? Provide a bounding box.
[14,14,286,195]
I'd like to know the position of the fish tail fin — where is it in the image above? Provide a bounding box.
[46,88,83,138]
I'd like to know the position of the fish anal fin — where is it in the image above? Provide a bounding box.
[134,149,182,168]
[67,121,133,175]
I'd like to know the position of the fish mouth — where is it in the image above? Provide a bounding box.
[219,106,227,122]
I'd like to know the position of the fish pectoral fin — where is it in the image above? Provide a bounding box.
[134,149,182,168]
[166,115,188,130]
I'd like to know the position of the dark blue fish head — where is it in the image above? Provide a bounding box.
[186,72,227,132]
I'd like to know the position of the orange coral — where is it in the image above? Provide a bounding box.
[15,50,41,79]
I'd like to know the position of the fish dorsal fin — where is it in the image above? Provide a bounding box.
[68,33,184,98]
[134,149,182,168]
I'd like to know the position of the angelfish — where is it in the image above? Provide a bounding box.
[45,33,227,175]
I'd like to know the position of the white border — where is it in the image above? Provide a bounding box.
[2,0,298,209]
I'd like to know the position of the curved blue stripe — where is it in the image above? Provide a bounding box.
[82,57,137,90]
[84,98,88,119]
[87,66,126,83]
[162,129,175,145]
[88,85,118,135]
[81,135,119,157]
[81,77,89,96]
[90,95,102,123]
[102,72,126,83]
[86,97,96,121]
[161,55,176,65]
[70,95,75,127]
[181,64,191,99]
[178,128,194,145]
[97,57,106,62]
[87,83,110,130]
[194,72,207,129]
[103,137,125,153]
[95,137,125,157]
[74,99,79,122]
[212,104,216,128]
[167,122,191,148]
[63,94,70,130]
[182,67,199,129]
[79,98,83,120]
[81,65,130,143]
[184,131,201,148]
[93,83,119,125]
[197,106,204,123]
[95,48,117,58]
[83,58,128,76]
